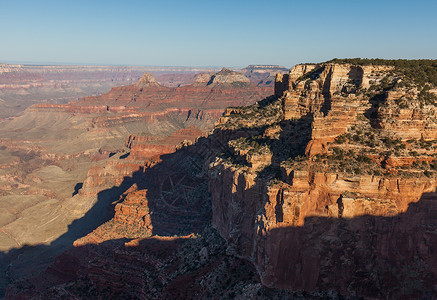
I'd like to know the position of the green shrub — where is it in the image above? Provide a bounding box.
[334,134,347,144]
[356,154,372,163]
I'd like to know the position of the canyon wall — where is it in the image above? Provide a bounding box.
[3,61,436,298]
[209,62,437,297]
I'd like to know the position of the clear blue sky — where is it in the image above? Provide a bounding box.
[1,0,436,67]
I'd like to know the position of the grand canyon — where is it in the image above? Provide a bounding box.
[0,59,436,299]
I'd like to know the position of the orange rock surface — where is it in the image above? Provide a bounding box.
[209,61,437,297]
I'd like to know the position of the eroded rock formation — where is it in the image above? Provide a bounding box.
[243,65,288,87]
[0,68,272,297]
[209,61,437,297]
[0,63,224,119]
[4,60,437,299]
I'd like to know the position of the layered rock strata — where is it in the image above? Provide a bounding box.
[5,60,437,298]
[0,68,272,297]
[194,68,250,86]
[26,70,271,132]
[243,65,288,87]
[209,61,437,297]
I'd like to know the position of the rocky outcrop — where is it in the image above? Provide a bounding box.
[243,65,288,87]
[74,184,153,246]
[135,72,161,88]
[274,63,437,156]
[194,72,214,85]
[209,61,437,297]
[209,68,250,85]
[194,68,250,86]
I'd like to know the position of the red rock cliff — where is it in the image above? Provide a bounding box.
[209,61,437,297]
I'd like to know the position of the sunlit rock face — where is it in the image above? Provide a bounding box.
[210,61,437,297]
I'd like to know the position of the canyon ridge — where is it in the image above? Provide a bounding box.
[1,59,436,298]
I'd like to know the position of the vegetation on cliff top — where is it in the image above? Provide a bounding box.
[298,58,437,107]
[221,96,282,129]
[217,58,436,180]
[328,58,437,87]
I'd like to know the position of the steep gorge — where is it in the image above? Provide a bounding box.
[4,60,437,298]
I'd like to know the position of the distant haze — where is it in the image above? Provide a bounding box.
[1,0,436,67]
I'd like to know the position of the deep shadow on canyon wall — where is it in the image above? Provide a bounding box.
[0,122,240,298]
[0,171,143,298]
[257,190,437,298]
[1,121,276,298]
[207,99,437,297]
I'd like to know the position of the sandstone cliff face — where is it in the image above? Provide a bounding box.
[209,163,436,296]
[209,61,437,297]
[274,62,437,156]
